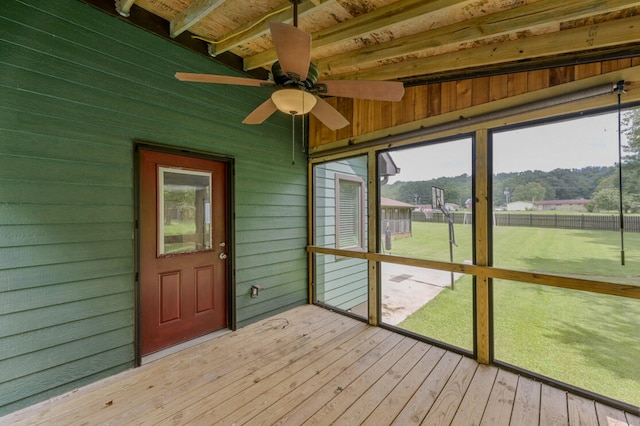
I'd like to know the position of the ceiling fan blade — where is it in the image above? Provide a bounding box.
[270,22,311,81]
[175,72,275,87]
[316,80,405,102]
[242,98,278,124]
[310,96,350,130]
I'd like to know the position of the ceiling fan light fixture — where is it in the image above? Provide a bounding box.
[271,88,316,115]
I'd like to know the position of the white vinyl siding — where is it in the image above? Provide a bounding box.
[336,175,364,250]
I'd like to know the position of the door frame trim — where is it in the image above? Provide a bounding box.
[133,141,236,366]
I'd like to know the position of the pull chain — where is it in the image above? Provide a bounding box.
[301,114,306,152]
[301,89,306,153]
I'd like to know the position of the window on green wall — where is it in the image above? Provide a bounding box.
[336,174,364,250]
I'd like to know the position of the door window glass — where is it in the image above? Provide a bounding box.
[158,167,212,255]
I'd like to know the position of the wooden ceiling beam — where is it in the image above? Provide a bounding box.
[242,0,468,71]
[333,14,640,81]
[209,0,335,57]
[315,0,640,77]
[115,0,136,17]
[170,0,226,38]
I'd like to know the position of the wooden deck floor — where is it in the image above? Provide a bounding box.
[3,305,639,425]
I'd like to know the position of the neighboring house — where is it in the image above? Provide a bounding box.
[534,199,589,212]
[381,197,415,239]
[416,204,434,212]
[465,198,473,209]
[444,203,459,211]
[507,201,535,211]
[378,152,400,185]
[316,158,405,309]
[507,199,589,212]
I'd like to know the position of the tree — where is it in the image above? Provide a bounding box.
[586,188,620,212]
[511,182,546,202]
[622,108,640,198]
[381,175,472,207]
[623,108,640,160]
[586,187,640,213]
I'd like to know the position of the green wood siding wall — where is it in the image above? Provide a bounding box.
[0,0,307,415]
[314,157,368,310]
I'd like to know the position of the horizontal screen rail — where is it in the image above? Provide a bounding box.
[307,245,640,300]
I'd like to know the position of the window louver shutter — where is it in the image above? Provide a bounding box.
[339,180,360,248]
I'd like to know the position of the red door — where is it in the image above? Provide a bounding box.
[139,149,228,356]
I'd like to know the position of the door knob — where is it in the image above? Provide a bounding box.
[219,253,228,260]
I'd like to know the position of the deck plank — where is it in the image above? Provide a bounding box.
[209,326,392,425]
[596,401,633,426]
[391,350,463,425]
[243,328,395,425]
[451,364,499,425]
[10,305,335,426]
[156,316,375,424]
[302,337,417,425]
[360,345,447,425]
[270,332,407,425]
[2,305,637,426]
[480,369,519,426]
[539,383,569,426]
[568,393,599,426]
[83,307,346,425]
[332,341,433,425]
[421,356,479,425]
[511,375,541,426]
[627,412,640,426]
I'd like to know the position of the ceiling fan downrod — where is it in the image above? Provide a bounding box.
[290,0,302,28]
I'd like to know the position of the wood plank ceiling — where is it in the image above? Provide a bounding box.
[96,0,640,85]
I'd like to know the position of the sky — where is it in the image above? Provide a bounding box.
[386,111,628,184]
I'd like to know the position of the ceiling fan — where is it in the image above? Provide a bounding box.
[175,1,405,131]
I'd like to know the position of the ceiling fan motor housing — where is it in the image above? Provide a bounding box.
[271,61,319,90]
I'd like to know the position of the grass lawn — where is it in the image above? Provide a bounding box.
[164,219,196,235]
[391,222,640,406]
[162,220,211,254]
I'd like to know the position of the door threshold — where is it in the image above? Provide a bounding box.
[141,328,232,365]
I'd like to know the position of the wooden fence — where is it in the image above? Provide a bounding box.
[412,211,640,232]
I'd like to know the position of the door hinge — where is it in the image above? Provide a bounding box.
[135,272,139,282]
